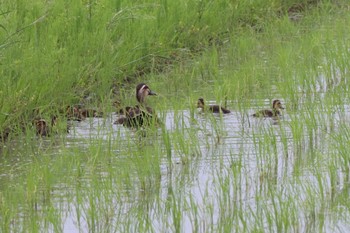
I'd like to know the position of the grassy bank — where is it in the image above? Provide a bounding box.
[1,0,350,232]
[0,0,345,139]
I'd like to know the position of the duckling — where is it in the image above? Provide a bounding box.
[33,116,58,137]
[79,108,103,118]
[66,105,85,121]
[252,99,284,117]
[115,83,158,128]
[197,98,231,114]
[33,115,70,136]
[66,105,103,121]
[118,106,132,115]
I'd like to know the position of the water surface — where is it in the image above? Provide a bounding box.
[2,97,347,232]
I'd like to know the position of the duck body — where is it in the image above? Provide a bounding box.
[252,109,281,117]
[252,100,284,118]
[118,106,155,128]
[66,105,103,121]
[66,106,85,121]
[208,105,231,114]
[115,83,158,128]
[33,116,58,136]
[197,98,230,114]
[34,119,50,136]
[33,115,70,136]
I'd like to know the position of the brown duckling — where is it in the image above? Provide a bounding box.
[197,98,231,114]
[66,105,85,121]
[79,108,103,118]
[33,115,70,136]
[33,116,58,137]
[66,105,103,121]
[118,106,132,115]
[115,83,159,128]
[252,99,284,117]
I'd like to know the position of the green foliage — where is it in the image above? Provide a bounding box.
[1,0,338,132]
[1,0,350,231]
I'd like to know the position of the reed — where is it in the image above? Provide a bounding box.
[1,0,350,232]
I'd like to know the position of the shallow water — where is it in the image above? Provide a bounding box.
[2,96,348,232]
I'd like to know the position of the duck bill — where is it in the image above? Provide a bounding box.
[148,90,157,96]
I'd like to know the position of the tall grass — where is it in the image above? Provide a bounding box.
[1,0,350,233]
[1,0,342,135]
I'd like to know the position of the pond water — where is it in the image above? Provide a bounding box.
[2,96,348,232]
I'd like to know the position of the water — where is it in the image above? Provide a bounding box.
[1,98,349,232]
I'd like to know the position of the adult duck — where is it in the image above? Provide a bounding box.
[116,83,158,128]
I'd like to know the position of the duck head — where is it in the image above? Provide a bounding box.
[136,83,157,103]
[272,100,284,110]
[197,98,205,109]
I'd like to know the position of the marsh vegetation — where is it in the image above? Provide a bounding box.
[1,0,350,232]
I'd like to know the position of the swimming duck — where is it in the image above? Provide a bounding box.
[33,115,71,136]
[33,116,58,136]
[197,98,231,114]
[66,106,85,121]
[115,83,158,128]
[66,105,103,121]
[79,108,103,118]
[252,99,284,117]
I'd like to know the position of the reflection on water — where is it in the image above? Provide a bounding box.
[1,99,349,232]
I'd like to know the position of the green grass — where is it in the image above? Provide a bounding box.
[1,0,343,133]
[1,0,350,232]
